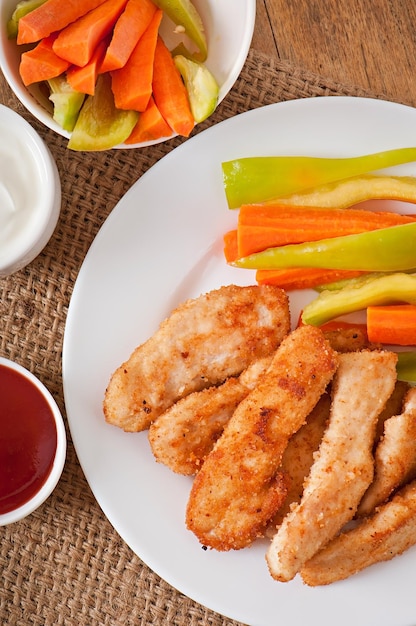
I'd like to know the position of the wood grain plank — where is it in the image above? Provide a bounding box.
[251,0,278,58]
[253,0,416,106]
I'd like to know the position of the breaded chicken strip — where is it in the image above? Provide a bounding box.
[357,387,416,517]
[374,380,410,443]
[149,356,272,475]
[266,350,398,582]
[301,479,416,586]
[103,284,290,432]
[186,326,338,551]
[266,393,331,536]
[322,326,373,353]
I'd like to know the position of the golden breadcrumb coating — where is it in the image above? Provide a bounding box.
[148,356,272,475]
[301,479,416,586]
[103,284,290,432]
[266,350,398,582]
[186,326,338,551]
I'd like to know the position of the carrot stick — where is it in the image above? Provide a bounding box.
[99,0,157,73]
[255,268,365,291]
[66,38,108,95]
[297,312,368,334]
[19,34,70,85]
[111,9,162,112]
[152,36,194,137]
[124,96,173,144]
[223,229,365,290]
[52,0,129,67]
[236,204,416,257]
[17,0,108,44]
[367,305,416,345]
[223,229,239,263]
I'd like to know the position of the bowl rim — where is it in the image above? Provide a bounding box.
[0,357,67,526]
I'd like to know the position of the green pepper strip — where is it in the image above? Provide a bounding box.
[301,273,416,326]
[396,352,416,384]
[232,222,416,272]
[152,0,207,62]
[222,147,416,209]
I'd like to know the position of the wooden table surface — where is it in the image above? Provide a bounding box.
[253,0,416,107]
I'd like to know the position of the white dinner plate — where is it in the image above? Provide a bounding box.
[63,96,416,626]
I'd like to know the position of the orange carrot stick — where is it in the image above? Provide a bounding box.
[152,36,194,137]
[255,268,365,291]
[223,229,365,290]
[124,96,173,144]
[66,38,108,95]
[100,0,157,73]
[236,204,416,257]
[17,0,108,44]
[52,0,129,67]
[367,305,416,345]
[19,34,70,85]
[111,9,162,112]
[297,312,368,334]
[223,229,239,263]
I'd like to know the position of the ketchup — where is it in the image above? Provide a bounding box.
[0,365,57,515]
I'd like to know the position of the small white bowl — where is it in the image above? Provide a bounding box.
[0,104,61,276]
[0,0,256,148]
[0,357,66,526]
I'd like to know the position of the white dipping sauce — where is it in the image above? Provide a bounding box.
[0,106,61,275]
[0,125,42,257]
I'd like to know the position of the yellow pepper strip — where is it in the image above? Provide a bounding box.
[265,175,416,209]
[232,222,416,272]
[301,273,416,326]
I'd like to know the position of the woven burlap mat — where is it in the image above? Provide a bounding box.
[0,49,383,626]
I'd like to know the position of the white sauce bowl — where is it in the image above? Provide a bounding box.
[0,104,61,276]
[0,0,256,148]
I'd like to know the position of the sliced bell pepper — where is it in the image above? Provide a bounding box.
[174,54,219,122]
[301,273,416,326]
[265,174,416,209]
[232,222,416,272]
[152,0,207,62]
[396,351,416,383]
[222,147,416,209]
[68,74,138,151]
[48,75,85,132]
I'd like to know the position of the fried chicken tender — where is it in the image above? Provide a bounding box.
[266,393,331,536]
[374,380,410,443]
[148,356,272,475]
[357,387,416,517]
[301,479,416,586]
[266,350,398,583]
[322,326,372,353]
[103,284,290,432]
[186,326,338,551]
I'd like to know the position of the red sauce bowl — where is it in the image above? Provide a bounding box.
[0,357,66,525]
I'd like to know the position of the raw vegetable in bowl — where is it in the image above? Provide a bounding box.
[7,0,219,150]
